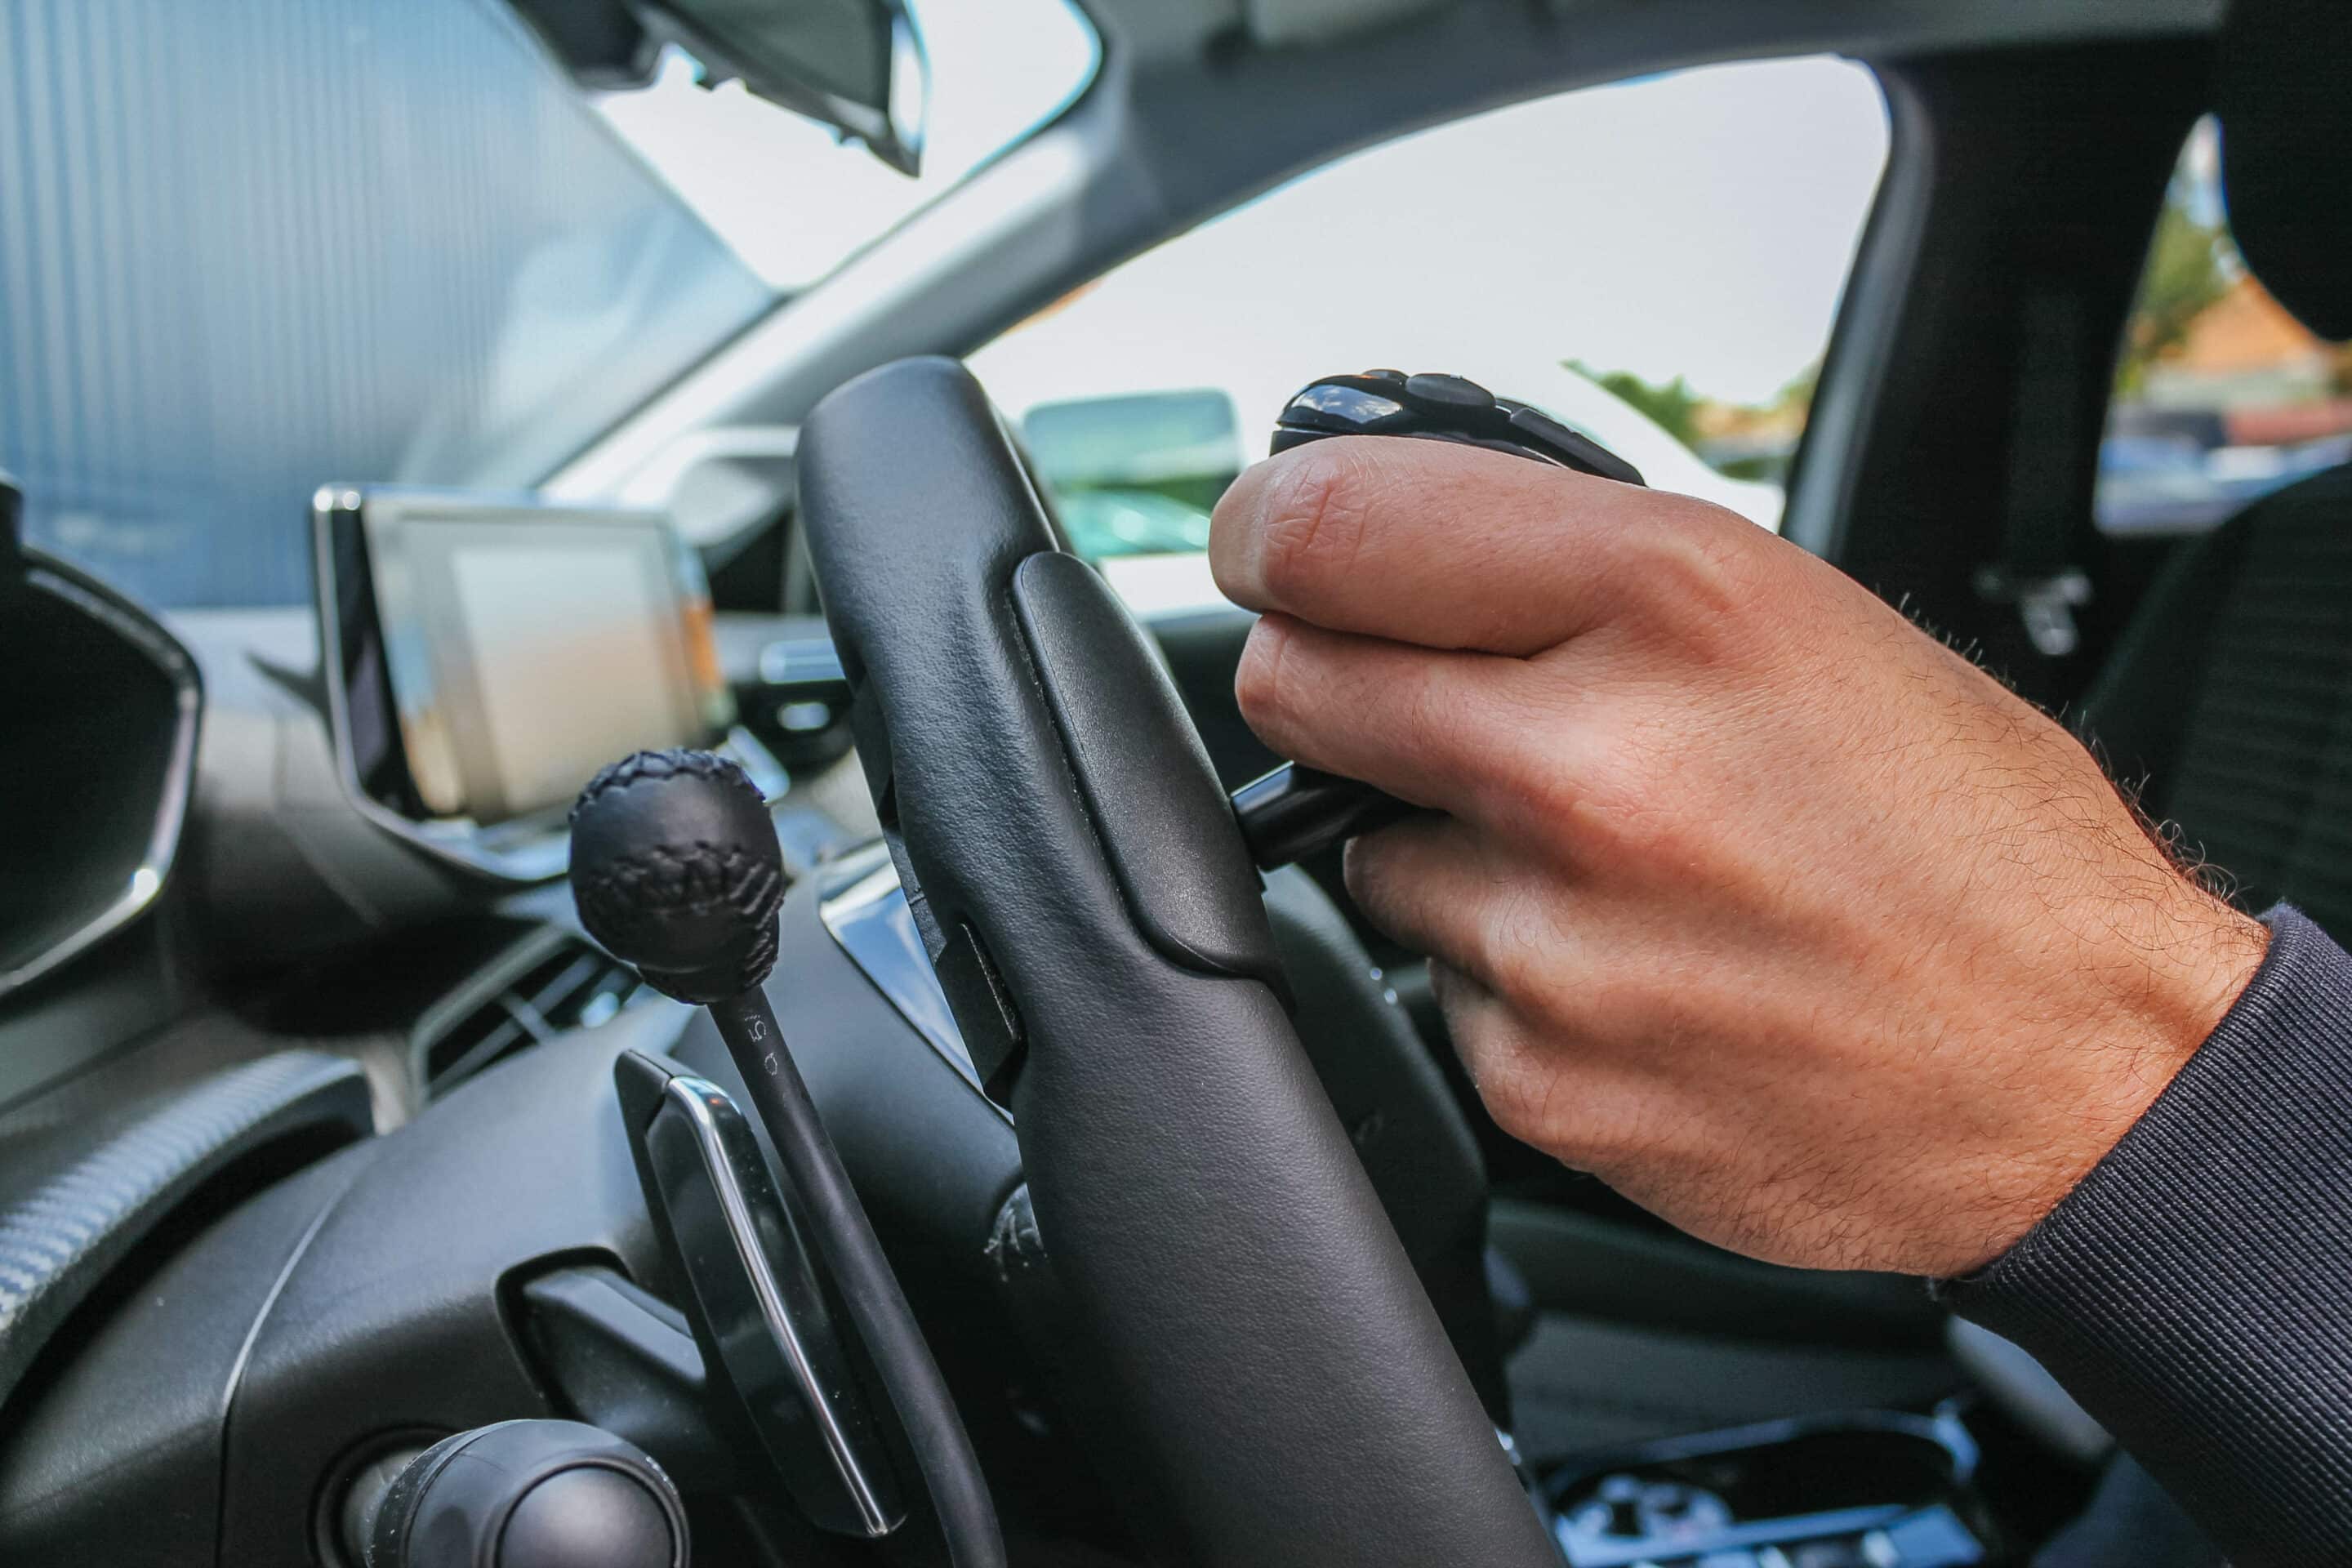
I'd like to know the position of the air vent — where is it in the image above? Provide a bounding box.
[416,931,643,1097]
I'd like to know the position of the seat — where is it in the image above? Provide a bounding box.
[2078,0,2352,935]
[2082,465,2352,938]
[1993,12,2347,1552]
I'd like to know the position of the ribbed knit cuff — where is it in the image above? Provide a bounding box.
[1946,906,2352,1566]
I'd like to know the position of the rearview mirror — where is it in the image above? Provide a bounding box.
[1020,390,1243,563]
[512,0,928,176]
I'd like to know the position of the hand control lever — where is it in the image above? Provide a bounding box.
[1230,760,1419,870]
[568,750,1004,1568]
[1232,369,1650,871]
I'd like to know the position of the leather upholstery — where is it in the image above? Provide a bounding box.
[1260,864,1509,1424]
[796,358,1555,1566]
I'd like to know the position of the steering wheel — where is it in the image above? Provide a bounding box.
[796,358,1557,1565]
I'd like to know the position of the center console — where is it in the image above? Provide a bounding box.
[1544,1410,1992,1567]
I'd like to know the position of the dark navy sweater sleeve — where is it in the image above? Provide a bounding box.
[1946,906,2352,1566]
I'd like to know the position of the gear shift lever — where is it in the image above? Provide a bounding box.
[568,750,1004,1568]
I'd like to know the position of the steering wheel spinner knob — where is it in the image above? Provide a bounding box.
[1272,368,1646,486]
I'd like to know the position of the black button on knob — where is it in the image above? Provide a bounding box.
[1402,372,1494,409]
[1505,405,1646,487]
[1275,368,1646,483]
[366,1419,688,1568]
[568,749,784,1004]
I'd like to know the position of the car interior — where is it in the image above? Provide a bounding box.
[0,0,2345,1564]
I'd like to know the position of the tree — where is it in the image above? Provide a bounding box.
[1773,360,1820,418]
[1565,360,1702,444]
[2116,194,2231,395]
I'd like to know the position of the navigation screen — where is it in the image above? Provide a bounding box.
[444,531,693,817]
[337,494,727,826]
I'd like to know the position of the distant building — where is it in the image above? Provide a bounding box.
[2144,275,2338,410]
[1691,390,1808,482]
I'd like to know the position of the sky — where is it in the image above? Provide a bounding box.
[595,0,1099,289]
[979,55,1890,444]
[602,23,1890,414]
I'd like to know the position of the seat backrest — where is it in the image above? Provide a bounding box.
[2082,466,2352,938]
[2078,0,2351,935]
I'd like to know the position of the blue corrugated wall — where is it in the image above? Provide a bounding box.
[0,0,769,606]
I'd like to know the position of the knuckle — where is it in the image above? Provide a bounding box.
[1624,504,1779,643]
[1544,1081,1673,1177]
[1578,740,1686,858]
[1448,971,1654,1165]
[1339,831,1402,916]
[1391,665,1477,779]
[1481,736,1582,841]
[1232,617,1298,730]
[1471,1045,1556,1147]
[1482,704,1686,864]
[1254,443,1374,604]
[1472,889,1558,1007]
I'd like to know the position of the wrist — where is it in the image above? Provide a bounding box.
[1971,884,2270,1272]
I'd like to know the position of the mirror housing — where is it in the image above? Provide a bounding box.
[511,0,927,176]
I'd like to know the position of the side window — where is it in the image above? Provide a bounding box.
[968,57,1890,610]
[2096,118,2352,536]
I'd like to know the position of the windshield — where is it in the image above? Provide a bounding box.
[0,0,1097,608]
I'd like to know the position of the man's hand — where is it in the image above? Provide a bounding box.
[1209,438,2269,1276]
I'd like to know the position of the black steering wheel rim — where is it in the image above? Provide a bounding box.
[795,357,1556,1566]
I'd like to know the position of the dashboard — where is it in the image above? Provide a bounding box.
[0,457,1526,1568]
[0,466,1298,1568]
[0,462,1990,1568]
[0,495,199,1009]
[0,474,872,1120]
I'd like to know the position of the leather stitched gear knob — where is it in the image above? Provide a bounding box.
[568,749,784,1004]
